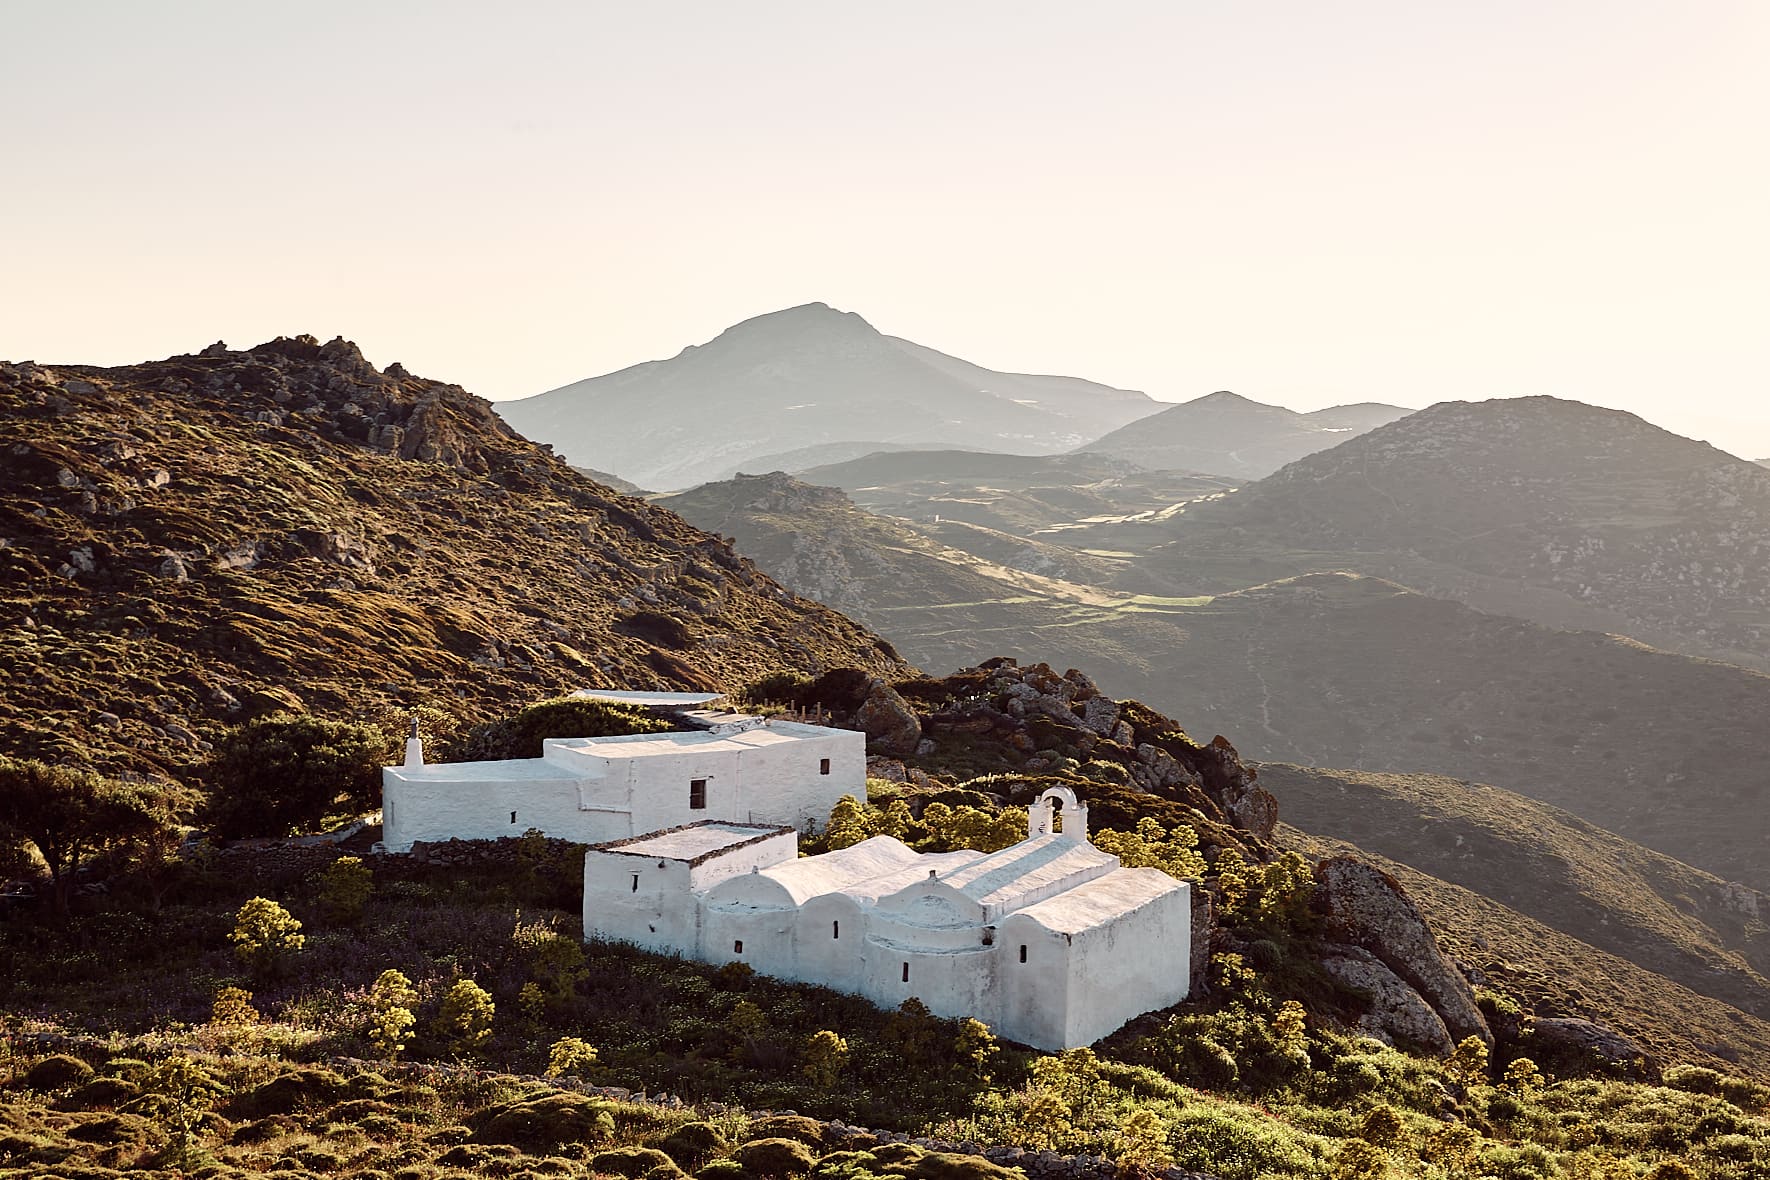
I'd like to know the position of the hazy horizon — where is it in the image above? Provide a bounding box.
[4,1,1767,455]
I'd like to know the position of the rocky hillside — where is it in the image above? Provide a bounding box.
[0,338,908,778]
[1285,826,1770,1079]
[1079,391,1411,479]
[496,304,1160,489]
[1262,763,1770,1023]
[1138,395,1770,667]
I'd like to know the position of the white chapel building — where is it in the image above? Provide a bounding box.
[582,786,1192,1051]
[381,692,865,853]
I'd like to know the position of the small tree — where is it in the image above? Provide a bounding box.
[434,979,495,1056]
[128,1054,225,1163]
[1092,817,1207,882]
[229,897,305,977]
[954,1017,1000,1080]
[1448,1035,1490,1087]
[546,1036,600,1078]
[1503,1056,1544,1093]
[802,1029,849,1086]
[203,714,389,839]
[0,756,172,916]
[1273,1000,1310,1068]
[367,969,419,1057]
[316,855,373,923]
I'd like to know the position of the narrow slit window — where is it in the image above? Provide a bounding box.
[901,962,910,983]
[819,758,831,775]
[630,873,639,894]
[690,778,708,810]
[733,940,743,954]
[1019,945,1027,963]
[510,811,517,824]
[832,920,840,939]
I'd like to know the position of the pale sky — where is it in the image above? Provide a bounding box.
[5,1,1768,454]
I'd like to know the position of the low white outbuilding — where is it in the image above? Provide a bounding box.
[582,786,1192,1050]
[380,711,865,852]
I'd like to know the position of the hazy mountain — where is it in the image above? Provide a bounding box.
[1135,395,1770,667]
[0,339,908,777]
[498,304,1161,490]
[1079,390,1412,478]
[570,465,650,497]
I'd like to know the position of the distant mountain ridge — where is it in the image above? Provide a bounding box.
[1079,390,1412,478]
[498,304,1161,489]
[1139,395,1770,666]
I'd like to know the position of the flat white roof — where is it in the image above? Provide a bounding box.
[606,822,785,861]
[571,690,726,707]
[549,721,847,760]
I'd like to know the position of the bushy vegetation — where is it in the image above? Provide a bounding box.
[201,714,389,839]
[0,755,174,915]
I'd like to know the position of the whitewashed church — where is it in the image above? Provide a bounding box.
[381,692,864,853]
[582,786,1192,1051]
[381,692,1191,1048]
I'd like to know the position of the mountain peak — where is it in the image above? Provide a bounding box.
[711,302,878,342]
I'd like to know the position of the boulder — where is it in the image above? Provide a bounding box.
[1531,1017,1660,1083]
[856,679,922,757]
[1314,856,1491,1047]
[1320,947,1454,1055]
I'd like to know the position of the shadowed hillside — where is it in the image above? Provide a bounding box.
[0,339,909,778]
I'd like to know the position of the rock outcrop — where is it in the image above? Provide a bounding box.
[854,679,923,757]
[1531,1017,1661,1083]
[1313,856,1491,1048]
[1320,947,1455,1055]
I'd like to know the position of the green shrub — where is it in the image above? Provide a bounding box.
[545,1036,598,1078]
[231,1068,347,1117]
[747,1116,826,1148]
[902,1152,1027,1180]
[230,896,306,977]
[316,856,373,923]
[736,1137,818,1178]
[203,714,389,838]
[660,1121,732,1170]
[470,1092,616,1151]
[593,1147,683,1177]
[699,1160,753,1180]
[26,1054,95,1090]
[434,979,495,1056]
[63,1077,141,1110]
